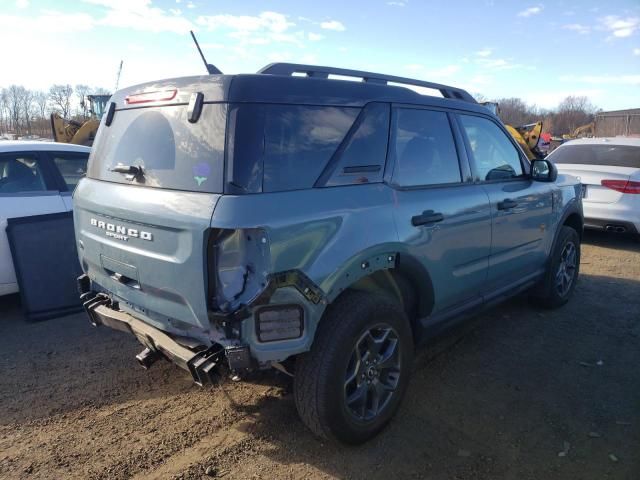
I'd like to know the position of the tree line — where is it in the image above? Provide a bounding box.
[1,83,599,139]
[482,95,599,137]
[0,84,109,138]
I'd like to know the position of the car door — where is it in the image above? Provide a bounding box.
[389,106,492,316]
[456,113,553,293]
[0,151,67,294]
[44,151,90,210]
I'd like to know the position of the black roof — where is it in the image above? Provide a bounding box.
[113,63,490,116]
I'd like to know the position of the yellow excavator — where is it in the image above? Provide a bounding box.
[562,122,594,140]
[50,94,111,146]
[481,102,544,160]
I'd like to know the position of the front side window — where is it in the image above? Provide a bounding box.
[459,114,523,181]
[391,108,462,187]
[0,154,47,194]
[52,153,89,191]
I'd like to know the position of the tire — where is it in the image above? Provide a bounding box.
[532,226,581,308]
[294,290,414,444]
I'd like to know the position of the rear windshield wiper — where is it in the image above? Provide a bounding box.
[110,164,144,177]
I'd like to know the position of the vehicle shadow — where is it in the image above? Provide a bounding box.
[582,229,640,253]
[1,274,639,479]
[209,273,640,479]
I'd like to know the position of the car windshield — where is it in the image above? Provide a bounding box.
[550,144,640,168]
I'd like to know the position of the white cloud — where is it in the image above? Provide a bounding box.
[476,48,492,57]
[387,1,406,6]
[563,23,590,34]
[476,57,522,70]
[169,8,181,15]
[197,12,304,47]
[320,20,346,31]
[518,6,543,17]
[308,32,324,41]
[634,48,640,56]
[15,0,29,8]
[601,15,639,38]
[560,74,640,86]
[186,1,195,9]
[198,12,294,34]
[82,0,193,33]
[0,11,95,33]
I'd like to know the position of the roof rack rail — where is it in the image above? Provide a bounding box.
[257,63,477,103]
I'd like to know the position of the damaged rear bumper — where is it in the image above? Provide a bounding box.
[81,290,229,385]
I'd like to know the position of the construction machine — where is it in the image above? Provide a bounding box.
[50,61,122,146]
[481,102,544,160]
[562,122,594,140]
[50,94,111,146]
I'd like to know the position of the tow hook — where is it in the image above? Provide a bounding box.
[136,347,162,369]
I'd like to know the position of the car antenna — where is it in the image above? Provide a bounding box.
[190,30,222,75]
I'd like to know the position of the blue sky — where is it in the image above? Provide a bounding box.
[1,0,639,110]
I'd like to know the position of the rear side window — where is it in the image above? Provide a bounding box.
[0,154,47,194]
[88,104,227,193]
[459,114,523,181]
[549,144,640,168]
[391,108,461,187]
[51,153,88,191]
[228,104,359,193]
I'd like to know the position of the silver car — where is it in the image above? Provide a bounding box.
[549,137,640,239]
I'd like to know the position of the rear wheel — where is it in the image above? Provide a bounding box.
[294,291,413,444]
[532,226,580,308]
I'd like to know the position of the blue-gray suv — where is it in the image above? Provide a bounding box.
[75,63,583,444]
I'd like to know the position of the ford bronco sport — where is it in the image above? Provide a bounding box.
[76,63,583,444]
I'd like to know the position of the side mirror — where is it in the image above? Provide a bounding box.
[531,159,557,182]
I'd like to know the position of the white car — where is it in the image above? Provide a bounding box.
[549,137,640,239]
[0,141,90,296]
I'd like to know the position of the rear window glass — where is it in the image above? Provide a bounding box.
[549,144,640,168]
[228,104,360,193]
[88,104,227,193]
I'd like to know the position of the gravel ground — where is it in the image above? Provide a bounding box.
[0,230,639,480]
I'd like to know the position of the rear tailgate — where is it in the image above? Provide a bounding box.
[74,180,219,334]
[74,76,230,336]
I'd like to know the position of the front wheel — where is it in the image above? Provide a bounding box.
[294,291,413,444]
[532,226,581,308]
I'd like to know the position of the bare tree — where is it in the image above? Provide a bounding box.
[20,89,35,135]
[7,85,27,134]
[494,97,540,126]
[34,91,48,119]
[49,84,73,119]
[0,88,8,134]
[554,96,596,135]
[75,84,91,118]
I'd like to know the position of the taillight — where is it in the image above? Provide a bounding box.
[125,89,177,105]
[601,179,640,194]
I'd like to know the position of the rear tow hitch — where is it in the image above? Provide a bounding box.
[188,346,225,386]
[136,347,162,369]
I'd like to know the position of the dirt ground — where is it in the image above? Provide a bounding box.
[1,230,639,480]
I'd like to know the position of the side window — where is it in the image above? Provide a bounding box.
[0,153,47,194]
[391,108,461,187]
[459,115,523,181]
[51,153,89,191]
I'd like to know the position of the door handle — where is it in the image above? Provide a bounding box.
[411,210,444,227]
[497,199,518,210]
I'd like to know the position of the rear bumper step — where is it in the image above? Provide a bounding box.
[81,290,224,385]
